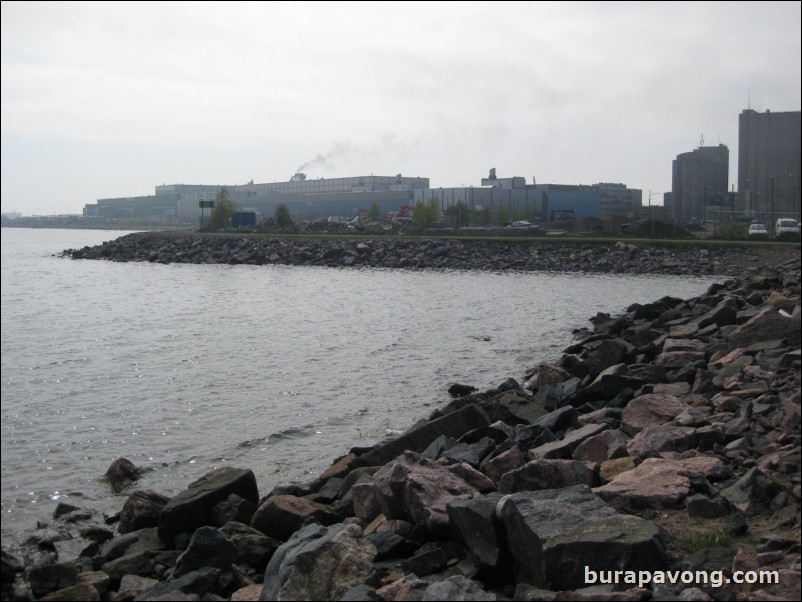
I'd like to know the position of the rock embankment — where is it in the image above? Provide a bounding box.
[61,230,797,277]
[4,257,800,601]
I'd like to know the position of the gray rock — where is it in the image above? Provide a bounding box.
[133,566,220,601]
[352,404,490,468]
[418,575,497,600]
[373,451,479,536]
[210,493,258,527]
[218,521,280,572]
[496,485,617,586]
[572,429,630,463]
[118,490,170,535]
[528,423,609,460]
[24,561,81,599]
[447,493,508,580]
[105,457,141,494]
[543,513,669,591]
[260,523,376,601]
[172,526,238,578]
[498,459,597,494]
[158,467,259,543]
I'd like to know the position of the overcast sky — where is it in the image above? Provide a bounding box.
[2,1,800,216]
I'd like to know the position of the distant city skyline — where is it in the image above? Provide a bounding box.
[2,1,800,216]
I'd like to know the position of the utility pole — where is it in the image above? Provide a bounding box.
[648,191,659,239]
[771,176,775,238]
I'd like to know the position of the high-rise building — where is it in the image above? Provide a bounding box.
[671,144,729,223]
[738,109,801,220]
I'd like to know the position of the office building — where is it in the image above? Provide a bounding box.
[671,144,729,223]
[738,109,801,220]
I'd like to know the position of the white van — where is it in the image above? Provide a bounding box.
[775,218,800,240]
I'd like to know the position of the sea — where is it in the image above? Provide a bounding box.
[0,227,724,539]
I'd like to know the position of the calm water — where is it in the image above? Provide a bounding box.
[1,228,721,536]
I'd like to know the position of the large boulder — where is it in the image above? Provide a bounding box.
[572,429,630,463]
[447,493,508,581]
[172,526,238,578]
[250,495,337,542]
[351,404,490,469]
[594,456,729,511]
[260,523,376,601]
[118,490,170,535]
[158,467,259,543]
[543,514,670,591]
[496,485,618,586]
[527,423,609,460]
[105,458,141,494]
[372,451,479,536]
[497,459,597,494]
[621,393,685,437]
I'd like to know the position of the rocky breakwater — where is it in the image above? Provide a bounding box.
[3,258,800,601]
[61,230,793,277]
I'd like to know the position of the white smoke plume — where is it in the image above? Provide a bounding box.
[295,137,407,176]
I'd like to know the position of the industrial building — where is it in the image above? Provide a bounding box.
[85,174,429,222]
[83,170,642,226]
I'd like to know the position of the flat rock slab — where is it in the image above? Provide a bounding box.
[496,485,618,586]
[158,467,259,542]
[543,514,670,591]
[527,423,609,460]
[621,393,685,436]
[594,456,729,511]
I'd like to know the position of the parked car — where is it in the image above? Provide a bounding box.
[775,218,800,240]
[748,223,769,240]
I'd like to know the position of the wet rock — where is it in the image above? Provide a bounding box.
[351,404,490,469]
[132,566,220,600]
[218,521,280,572]
[24,561,81,599]
[158,467,259,543]
[210,493,258,527]
[172,526,238,578]
[118,490,170,535]
[105,458,141,494]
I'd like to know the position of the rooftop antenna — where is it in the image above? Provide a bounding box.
[748,89,751,110]
[699,133,705,147]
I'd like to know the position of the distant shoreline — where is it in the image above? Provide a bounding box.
[60,230,802,278]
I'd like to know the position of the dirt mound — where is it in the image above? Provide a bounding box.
[632,220,694,238]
